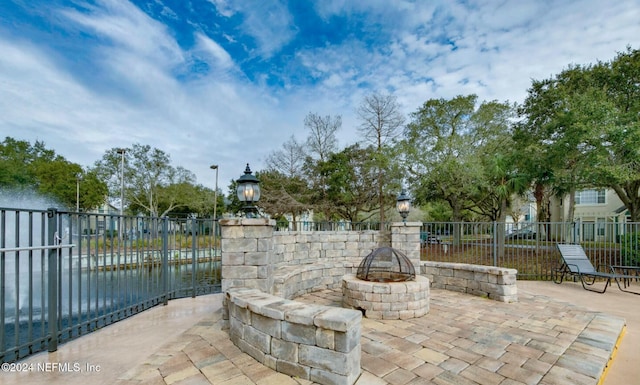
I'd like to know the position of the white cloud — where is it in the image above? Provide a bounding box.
[0,1,295,186]
[207,0,235,17]
[208,0,296,58]
[60,0,184,68]
[330,0,640,111]
[1,0,639,190]
[314,0,424,23]
[193,33,235,70]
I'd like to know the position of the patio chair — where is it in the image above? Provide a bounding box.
[553,243,640,295]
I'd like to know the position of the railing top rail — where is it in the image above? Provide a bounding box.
[0,244,76,253]
[0,207,49,213]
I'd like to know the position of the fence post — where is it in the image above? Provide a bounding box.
[191,219,197,298]
[162,216,169,306]
[46,208,58,352]
[492,221,498,266]
[573,220,579,244]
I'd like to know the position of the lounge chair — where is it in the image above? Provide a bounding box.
[553,243,640,295]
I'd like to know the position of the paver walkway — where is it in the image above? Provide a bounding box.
[297,288,624,385]
[116,287,624,385]
[2,281,634,385]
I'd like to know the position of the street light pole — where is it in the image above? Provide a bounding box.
[116,148,126,240]
[210,165,219,223]
[76,173,81,212]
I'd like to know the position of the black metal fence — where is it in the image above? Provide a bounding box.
[4,213,639,363]
[421,221,640,280]
[273,219,640,279]
[1,207,220,363]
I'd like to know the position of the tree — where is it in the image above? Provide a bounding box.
[225,178,242,216]
[402,95,516,244]
[0,137,106,210]
[77,169,110,212]
[356,92,405,224]
[93,144,196,217]
[475,152,529,256]
[31,159,111,211]
[265,135,306,178]
[263,135,313,226]
[516,47,640,221]
[303,112,341,220]
[357,93,405,147]
[515,66,597,225]
[258,170,309,225]
[403,95,482,222]
[304,113,340,162]
[591,48,640,221]
[466,100,521,221]
[0,137,41,187]
[321,144,383,223]
[161,183,221,218]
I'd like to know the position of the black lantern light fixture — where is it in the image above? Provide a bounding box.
[236,163,261,217]
[396,189,411,222]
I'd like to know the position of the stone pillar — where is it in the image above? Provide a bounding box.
[220,218,276,294]
[390,222,421,271]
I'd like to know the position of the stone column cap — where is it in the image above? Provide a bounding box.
[220,218,276,226]
[390,221,422,227]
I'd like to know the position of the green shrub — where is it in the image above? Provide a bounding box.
[621,232,640,266]
[276,215,289,229]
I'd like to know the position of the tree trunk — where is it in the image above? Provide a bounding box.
[496,199,508,259]
[612,182,640,222]
[378,169,385,225]
[566,187,576,223]
[451,200,463,246]
[564,188,576,242]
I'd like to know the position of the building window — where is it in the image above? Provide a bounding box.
[596,218,605,237]
[576,189,605,205]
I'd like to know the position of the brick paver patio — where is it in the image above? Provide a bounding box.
[112,287,625,385]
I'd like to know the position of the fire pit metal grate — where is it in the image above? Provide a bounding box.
[356,246,415,282]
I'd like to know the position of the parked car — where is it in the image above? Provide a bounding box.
[505,229,536,239]
[421,231,441,244]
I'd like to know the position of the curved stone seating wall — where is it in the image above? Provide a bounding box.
[226,287,362,385]
[270,227,422,300]
[272,261,359,300]
[220,219,422,296]
[270,230,381,300]
[421,261,518,302]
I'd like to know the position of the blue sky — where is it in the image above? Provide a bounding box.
[1,0,639,189]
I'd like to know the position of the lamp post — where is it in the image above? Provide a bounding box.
[76,173,81,212]
[116,148,126,240]
[210,164,219,231]
[397,189,411,222]
[236,163,260,217]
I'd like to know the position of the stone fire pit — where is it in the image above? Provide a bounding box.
[342,247,429,319]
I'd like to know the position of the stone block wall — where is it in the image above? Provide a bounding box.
[268,224,422,299]
[220,218,276,294]
[226,288,362,385]
[221,221,422,299]
[271,230,380,266]
[421,261,518,302]
[390,222,422,270]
